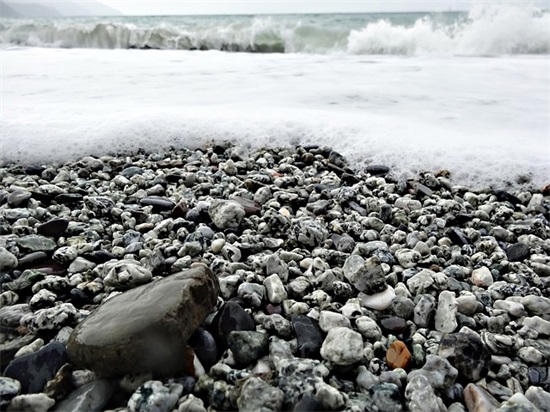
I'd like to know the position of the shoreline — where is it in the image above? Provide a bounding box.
[1,143,549,411]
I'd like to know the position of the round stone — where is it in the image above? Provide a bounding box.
[386,340,411,369]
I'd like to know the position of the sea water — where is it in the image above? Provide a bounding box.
[1,3,549,188]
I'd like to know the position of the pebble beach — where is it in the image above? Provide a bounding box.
[0,143,549,412]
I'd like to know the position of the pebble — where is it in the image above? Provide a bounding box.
[208,199,245,229]
[237,377,284,412]
[7,393,55,412]
[127,381,183,412]
[67,265,219,377]
[463,383,500,412]
[292,315,323,358]
[263,274,288,304]
[0,247,18,272]
[405,374,442,412]
[358,286,396,310]
[320,327,364,365]
[435,291,458,333]
[4,341,69,393]
[438,333,491,381]
[386,340,411,369]
[471,267,494,287]
[0,377,21,406]
[227,331,269,365]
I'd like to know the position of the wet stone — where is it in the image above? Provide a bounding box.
[4,341,69,394]
[320,327,364,365]
[67,265,219,377]
[0,247,18,272]
[463,383,500,412]
[528,366,550,391]
[189,328,218,371]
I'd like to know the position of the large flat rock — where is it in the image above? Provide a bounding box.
[67,264,219,377]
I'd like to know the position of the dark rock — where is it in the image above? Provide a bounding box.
[231,196,262,215]
[227,331,269,365]
[67,264,219,377]
[211,302,255,346]
[494,190,522,206]
[0,334,36,370]
[139,196,175,211]
[347,201,368,216]
[83,250,117,264]
[171,201,189,218]
[37,219,70,238]
[438,333,491,381]
[328,150,348,168]
[366,165,390,176]
[528,366,550,391]
[506,243,530,262]
[292,394,320,411]
[55,193,84,204]
[189,328,218,370]
[380,317,408,333]
[4,341,69,393]
[333,234,355,253]
[69,289,93,308]
[447,228,470,246]
[292,316,323,358]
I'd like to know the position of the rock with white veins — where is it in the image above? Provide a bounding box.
[435,291,458,333]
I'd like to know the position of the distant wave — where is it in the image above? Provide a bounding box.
[1,4,548,55]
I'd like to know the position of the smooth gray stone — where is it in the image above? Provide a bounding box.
[67,264,219,377]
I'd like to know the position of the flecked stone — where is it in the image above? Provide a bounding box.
[7,393,55,412]
[463,383,499,412]
[438,333,491,381]
[227,331,269,365]
[318,310,351,332]
[178,394,206,412]
[414,294,436,328]
[4,341,69,394]
[208,199,245,229]
[407,355,458,390]
[395,249,421,269]
[292,315,323,358]
[343,255,387,294]
[405,374,441,412]
[320,327,364,365]
[435,291,458,333]
[101,259,153,289]
[407,270,435,295]
[127,380,183,412]
[0,377,21,406]
[21,303,78,332]
[237,377,284,412]
[67,265,219,377]
[368,383,403,412]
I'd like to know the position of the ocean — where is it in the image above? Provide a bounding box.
[1,3,549,188]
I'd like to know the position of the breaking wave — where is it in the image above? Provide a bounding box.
[0,3,548,55]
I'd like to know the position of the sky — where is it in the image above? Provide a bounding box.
[97,0,544,16]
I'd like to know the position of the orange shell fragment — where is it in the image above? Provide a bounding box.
[386,340,412,369]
